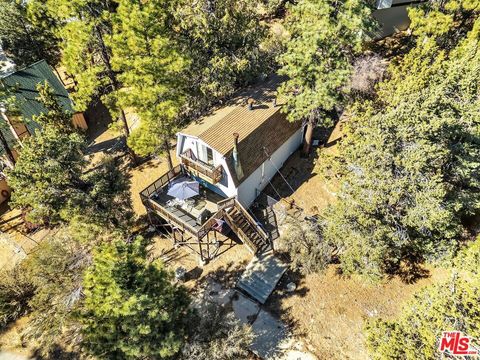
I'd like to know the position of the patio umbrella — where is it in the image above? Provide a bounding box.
[167,180,200,200]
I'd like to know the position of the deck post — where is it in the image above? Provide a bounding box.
[197,236,204,265]
[206,232,210,261]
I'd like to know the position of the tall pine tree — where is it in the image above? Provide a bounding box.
[0,0,60,67]
[110,0,188,165]
[80,237,191,359]
[30,0,134,157]
[322,18,480,280]
[278,0,375,154]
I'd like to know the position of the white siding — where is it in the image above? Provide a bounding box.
[176,133,237,198]
[236,128,303,207]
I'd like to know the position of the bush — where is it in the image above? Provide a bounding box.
[181,302,253,360]
[279,216,333,275]
[365,237,480,359]
[0,266,35,330]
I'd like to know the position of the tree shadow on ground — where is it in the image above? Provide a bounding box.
[200,260,249,289]
[85,100,112,143]
[262,265,309,332]
[395,257,431,284]
[33,345,82,360]
[261,125,334,203]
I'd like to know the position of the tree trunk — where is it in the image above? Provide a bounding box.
[0,129,15,168]
[53,67,66,87]
[164,138,173,171]
[302,118,315,156]
[119,108,130,136]
[95,26,137,159]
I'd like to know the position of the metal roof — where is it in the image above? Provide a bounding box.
[180,75,302,186]
[0,59,74,134]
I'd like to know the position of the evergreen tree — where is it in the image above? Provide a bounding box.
[176,0,272,114]
[8,125,87,225]
[30,0,133,154]
[80,236,191,359]
[33,82,75,133]
[110,0,188,164]
[0,82,20,166]
[7,87,133,227]
[0,223,118,356]
[322,20,480,280]
[408,0,480,41]
[278,0,375,153]
[0,0,60,67]
[365,237,480,359]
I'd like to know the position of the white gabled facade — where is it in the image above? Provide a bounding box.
[176,133,237,198]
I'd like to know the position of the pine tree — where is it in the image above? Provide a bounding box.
[34,82,75,133]
[30,0,133,156]
[175,0,272,114]
[7,87,133,227]
[110,0,188,163]
[0,0,60,67]
[0,83,19,167]
[322,20,480,280]
[8,125,87,225]
[365,237,480,359]
[80,236,192,359]
[278,0,375,154]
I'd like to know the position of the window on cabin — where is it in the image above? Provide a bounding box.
[197,143,214,166]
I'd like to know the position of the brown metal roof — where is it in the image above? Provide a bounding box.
[225,110,301,186]
[181,75,289,154]
[180,75,302,186]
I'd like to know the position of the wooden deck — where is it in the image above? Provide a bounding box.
[150,186,225,231]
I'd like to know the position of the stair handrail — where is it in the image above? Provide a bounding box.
[223,211,257,253]
[233,200,270,242]
[217,196,236,210]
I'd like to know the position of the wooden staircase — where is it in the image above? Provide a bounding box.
[218,197,271,254]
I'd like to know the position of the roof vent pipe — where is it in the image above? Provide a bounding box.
[232,133,244,180]
[247,97,255,110]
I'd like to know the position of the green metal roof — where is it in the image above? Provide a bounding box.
[0,59,74,134]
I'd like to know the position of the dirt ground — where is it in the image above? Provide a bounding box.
[150,233,253,290]
[266,265,449,360]
[262,121,344,215]
[257,119,453,359]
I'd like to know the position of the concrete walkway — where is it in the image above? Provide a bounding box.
[197,278,317,360]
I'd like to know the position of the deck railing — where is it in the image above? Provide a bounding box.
[180,149,223,183]
[140,164,224,238]
[140,165,183,198]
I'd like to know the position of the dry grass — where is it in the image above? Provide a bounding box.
[127,154,179,216]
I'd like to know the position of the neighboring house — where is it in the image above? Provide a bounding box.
[0,59,88,204]
[0,59,87,154]
[372,0,427,38]
[140,76,303,263]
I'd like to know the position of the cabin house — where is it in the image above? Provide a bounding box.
[0,60,87,160]
[140,76,303,263]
